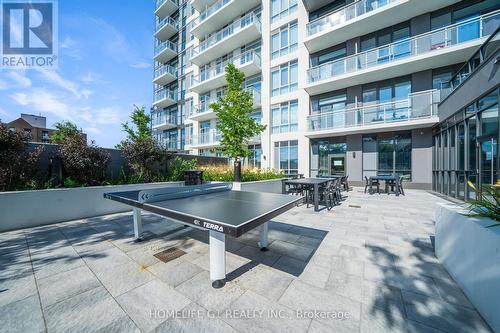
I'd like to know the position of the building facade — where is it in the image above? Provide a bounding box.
[153,0,500,191]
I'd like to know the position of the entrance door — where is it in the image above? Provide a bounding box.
[478,137,498,187]
[330,156,346,175]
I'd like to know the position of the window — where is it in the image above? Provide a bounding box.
[271,60,298,96]
[378,133,412,178]
[274,140,298,174]
[271,100,298,133]
[271,21,298,59]
[247,144,262,168]
[271,0,298,23]
[433,72,453,90]
[360,23,410,52]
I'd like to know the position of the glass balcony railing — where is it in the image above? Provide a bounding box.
[153,114,178,126]
[308,10,500,84]
[307,89,441,131]
[191,87,260,116]
[156,0,177,10]
[154,64,177,80]
[244,86,261,106]
[307,0,397,37]
[191,50,261,86]
[191,13,261,59]
[156,16,177,32]
[154,88,177,103]
[155,40,178,57]
[193,130,221,145]
[159,138,181,150]
[195,0,231,27]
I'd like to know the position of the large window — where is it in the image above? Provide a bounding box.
[271,0,298,23]
[271,60,298,97]
[310,139,347,177]
[247,144,262,168]
[274,140,298,174]
[271,100,298,133]
[271,21,298,59]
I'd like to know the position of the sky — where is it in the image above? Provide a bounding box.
[0,0,155,148]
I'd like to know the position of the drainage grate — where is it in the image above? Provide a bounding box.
[349,205,361,208]
[154,247,186,263]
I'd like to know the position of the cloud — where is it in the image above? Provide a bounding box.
[7,71,32,88]
[10,89,74,120]
[35,68,92,100]
[83,127,101,135]
[80,72,100,83]
[60,36,83,60]
[0,78,7,90]
[130,62,151,69]
[0,106,7,116]
[78,106,121,125]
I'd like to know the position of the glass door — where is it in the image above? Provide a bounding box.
[330,156,346,175]
[478,137,498,187]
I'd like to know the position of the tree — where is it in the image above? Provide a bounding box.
[210,64,266,181]
[121,105,152,142]
[51,121,81,144]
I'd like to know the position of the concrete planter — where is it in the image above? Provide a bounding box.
[0,182,184,232]
[232,178,286,194]
[435,203,500,332]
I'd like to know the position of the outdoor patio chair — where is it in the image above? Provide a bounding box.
[313,180,335,210]
[398,176,405,195]
[341,175,349,191]
[385,177,397,194]
[365,176,380,194]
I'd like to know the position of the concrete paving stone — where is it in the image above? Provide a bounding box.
[402,290,492,333]
[0,295,45,333]
[267,228,301,243]
[44,286,127,333]
[0,256,33,280]
[330,255,364,277]
[268,240,315,262]
[175,271,245,311]
[223,290,311,333]
[93,261,154,297]
[279,280,362,325]
[339,244,395,267]
[153,302,238,333]
[31,246,86,280]
[433,277,474,309]
[307,318,360,333]
[233,265,293,301]
[234,244,282,267]
[271,255,307,276]
[0,272,37,307]
[94,315,140,333]
[326,271,364,301]
[37,265,100,308]
[297,263,330,289]
[81,246,133,273]
[189,251,250,274]
[116,279,191,332]
[148,259,203,288]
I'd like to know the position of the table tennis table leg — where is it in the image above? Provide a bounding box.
[209,230,226,289]
[133,208,143,242]
[258,222,269,251]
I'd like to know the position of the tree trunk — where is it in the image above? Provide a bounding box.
[234,158,241,182]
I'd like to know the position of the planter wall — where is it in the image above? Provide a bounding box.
[435,203,500,332]
[0,182,184,232]
[232,178,285,194]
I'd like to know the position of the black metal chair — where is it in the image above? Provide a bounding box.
[365,176,380,194]
[341,175,349,191]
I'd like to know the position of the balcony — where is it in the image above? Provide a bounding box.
[155,16,178,41]
[154,40,178,63]
[153,89,177,108]
[152,114,178,130]
[155,0,178,18]
[153,65,177,85]
[304,0,461,53]
[190,0,261,39]
[245,86,261,108]
[190,130,221,149]
[305,11,500,96]
[160,138,182,151]
[190,0,218,13]
[306,90,440,138]
[190,13,261,66]
[190,51,261,93]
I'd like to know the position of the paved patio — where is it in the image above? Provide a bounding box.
[0,188,492,333]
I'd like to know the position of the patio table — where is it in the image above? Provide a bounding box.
[369,175,400,196]
[282,178,331,211]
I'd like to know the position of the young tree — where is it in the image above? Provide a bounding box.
[51,121,81,144]
[121,105,152,142]
[210,64,266,181]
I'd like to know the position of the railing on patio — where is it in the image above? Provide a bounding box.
[307,0,397,37]
[191,50,261,86]
[156,16,178,32]
[244,86,261,107]
[154,64,177,80]
[155,40,178,56]
[156,0,177,10]
[191,13,261,58]
[153,113,178,127]
[192,129,221,145]
[307,89,440,131]
[194,0,231,26]
[153,88,177,103]
[307,10,500,83]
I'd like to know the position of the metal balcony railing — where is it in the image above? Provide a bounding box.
[191,13,261,58]
[156,0,177,10]
[193,130,221,145]
[156,16,177,31]
[153,88,177,103]
[154,64,177,80]
[154,40,178,56]
[307,0,397,37]
[307,89,441,131]
[194,0,231,26]
[307,10,500,84]
[191,50,261,85]
[153,114,178,126]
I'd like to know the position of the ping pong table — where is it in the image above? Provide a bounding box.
[104,183,302,288]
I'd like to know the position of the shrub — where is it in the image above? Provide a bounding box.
[58,136,110,186]
[467,180,500,226]
[0,124,42,191]
[166,157,197,181]
[199,165,285,182]
[120,138,171,183]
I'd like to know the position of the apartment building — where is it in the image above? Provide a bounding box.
[153,0,499,191]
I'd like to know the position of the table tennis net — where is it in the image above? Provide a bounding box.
[138,183,232,203]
